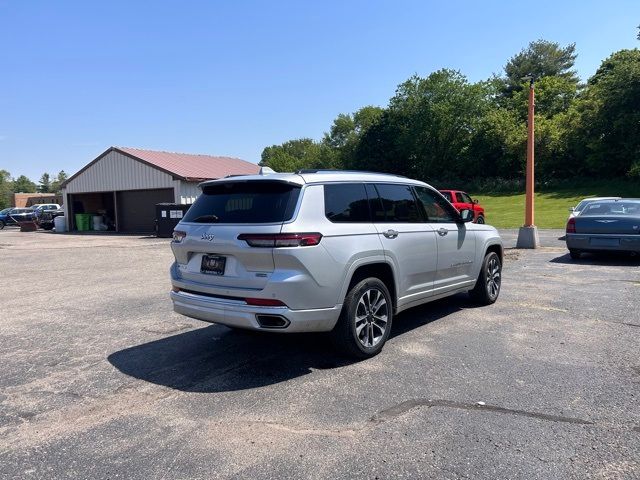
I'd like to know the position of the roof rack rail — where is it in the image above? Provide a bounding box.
[295,169,406,178]
[223,174,248,178]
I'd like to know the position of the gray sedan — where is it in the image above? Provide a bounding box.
[565,199,640,259]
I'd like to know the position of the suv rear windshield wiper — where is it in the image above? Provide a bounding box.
[191,214,220,223]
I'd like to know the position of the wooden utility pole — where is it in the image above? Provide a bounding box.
[525,79,535,226]
[516,76,540,249]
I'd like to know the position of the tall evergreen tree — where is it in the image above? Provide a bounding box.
[502,40,579,96]
[38,172,52,193]
[12,175,37,193]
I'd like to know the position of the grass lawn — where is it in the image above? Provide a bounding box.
[472,192,581,229]
[471,180,640,229]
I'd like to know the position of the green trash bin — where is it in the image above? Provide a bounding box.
[75,213,92,231]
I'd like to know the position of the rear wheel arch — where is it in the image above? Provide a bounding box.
[344,262,397,312]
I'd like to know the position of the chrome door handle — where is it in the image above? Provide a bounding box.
[382,229,398,239]
[437,228,448,236]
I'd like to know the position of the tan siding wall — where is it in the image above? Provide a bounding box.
[64,151,175,194]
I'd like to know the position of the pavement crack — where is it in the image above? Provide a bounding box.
[371,399,594,426]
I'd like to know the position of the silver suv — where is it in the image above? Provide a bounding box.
[170,170,503,358]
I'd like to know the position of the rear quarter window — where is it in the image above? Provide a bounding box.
[183,181,301,224]
[324,184,371,222]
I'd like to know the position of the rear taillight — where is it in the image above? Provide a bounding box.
[238,233,322,247]
[172,230,187,243]
[566,218,576,234]
[245,298,287,307]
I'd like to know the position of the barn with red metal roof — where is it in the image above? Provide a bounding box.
[61,146,260,233]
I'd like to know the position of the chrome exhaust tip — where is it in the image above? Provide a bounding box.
[256,314,290,329]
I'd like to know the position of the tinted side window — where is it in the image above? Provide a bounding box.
[414,187,457,223]
[324,184,371,223]
[365,184,386,222]
[440,191,453,202]
[374,184,422,223]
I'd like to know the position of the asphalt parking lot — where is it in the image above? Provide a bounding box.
[1,228,639,479]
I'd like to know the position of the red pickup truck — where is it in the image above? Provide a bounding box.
[439,190,486,224]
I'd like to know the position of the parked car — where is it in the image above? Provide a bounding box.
[0,207,11,227]
[170,170,503,358]
[0,207,35,228]
[439,189,486,223]
[568,197,621,219]
[32,203,61,220]
[32,204,61,229]
[36,207,64,230]
[566,199,640,259]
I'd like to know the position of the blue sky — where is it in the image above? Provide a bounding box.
[1,0,638,182]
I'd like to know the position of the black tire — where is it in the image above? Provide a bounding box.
[476,215,485,224]
[330,277,393,359]
[469,251,501,305]
[569,249,581,260]
[41,224,54,231]
[0,220,4,230]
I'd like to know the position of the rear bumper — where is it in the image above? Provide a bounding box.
[566,233,640,253]
[170,289,342,332]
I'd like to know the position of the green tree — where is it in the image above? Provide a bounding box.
[502,40,579,96]
[358,69,492,180]
[38,172,52,193]
[0,170,12,209]
[51,170,68,193]
[12,175,37,193]
[510,75,579,119]
[468,107,526,178]
[323,106,384,167]
[260,42,640,184]
[324,106,384,149]
[352,110,410,175]
[573,49,640,177]
[260,138,338,172]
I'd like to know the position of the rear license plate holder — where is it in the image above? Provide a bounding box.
[200,255,226,275]
[590,237,620,247]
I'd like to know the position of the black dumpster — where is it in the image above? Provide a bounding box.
[155,203,192,238]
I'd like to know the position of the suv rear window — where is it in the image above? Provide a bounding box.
[183,181,301,224]
[324,184,371,222]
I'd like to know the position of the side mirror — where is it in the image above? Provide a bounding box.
[473,199,479,204]
[459,209,474,223]
[568,207,575,212]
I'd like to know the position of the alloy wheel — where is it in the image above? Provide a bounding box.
[354,288,388,348]
[486,256,501,299]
